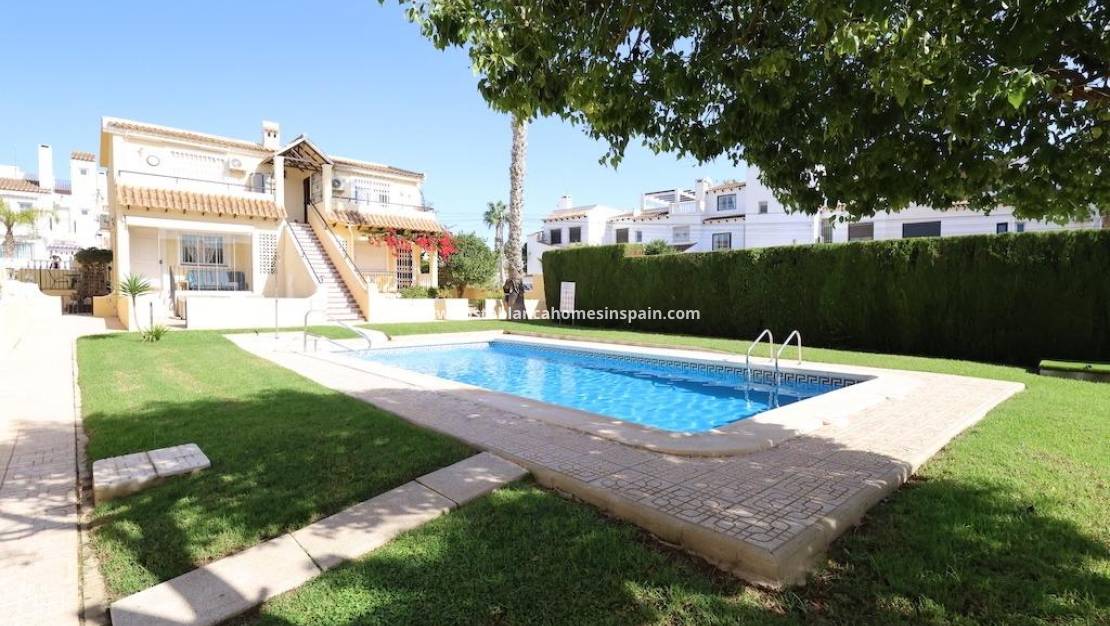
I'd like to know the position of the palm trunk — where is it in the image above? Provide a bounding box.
[495,222,505,285]
[2,228,14,259]
[504,115,528,318]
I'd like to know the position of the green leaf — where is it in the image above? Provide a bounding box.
[1007,86,1026,109]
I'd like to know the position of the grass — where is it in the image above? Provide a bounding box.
[241,319,1110,625]
[241,481,784,626]
[1040,359,1110,375]
[82,320,1109,622]
[78,330,472,598]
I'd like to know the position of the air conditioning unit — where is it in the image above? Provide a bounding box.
[331,177,345,192]
[227,157,247,172]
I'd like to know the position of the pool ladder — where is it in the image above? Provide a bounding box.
[745,329,803,391]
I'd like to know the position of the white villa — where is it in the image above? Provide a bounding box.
[99,116,462,330]
[527,165,1100,274]
[0,145,109,266]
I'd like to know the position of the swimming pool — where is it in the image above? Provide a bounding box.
[355,340,850,433]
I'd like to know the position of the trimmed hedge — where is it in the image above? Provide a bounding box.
[542,230,1110,365]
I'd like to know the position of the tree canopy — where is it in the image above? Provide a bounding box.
[439,231,498,295]
[396,0,1107,221]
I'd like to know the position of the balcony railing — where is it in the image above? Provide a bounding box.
[118,169,275,195]
[332,196,435,213]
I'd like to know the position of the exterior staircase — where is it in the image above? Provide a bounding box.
[286,222,363,321]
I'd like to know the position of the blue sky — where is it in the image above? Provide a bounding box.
[0,1,743,239]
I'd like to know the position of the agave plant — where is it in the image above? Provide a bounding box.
[118,273,153,331]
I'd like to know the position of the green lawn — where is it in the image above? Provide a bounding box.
[81,321,1109,622]
[234,319,1106,626]
[79,331,472,598]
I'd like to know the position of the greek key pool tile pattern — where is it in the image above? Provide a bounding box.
[231,333,1023,586]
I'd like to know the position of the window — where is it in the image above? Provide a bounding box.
[712,233,732,250]
[396,249,413,288]
[758,201,768,214]
[819,218,834,243]
[249,173,268,193]
[902,221,941,238]
[716,194,736,212]
[80,208,89,215]
[79,168,88,176]
[615,228,629,244]
[1016,222,1026,233]
[848,222,874,241]
[548,228,562,244]
[568,226,582,243]
[18,202,32,211]
[635,230,643,243]
[996,222,1008,234]
[672,225,690,242]
[181,234,226,266]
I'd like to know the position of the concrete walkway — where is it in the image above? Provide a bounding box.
[110,452,527,626]
[0,314,120,626]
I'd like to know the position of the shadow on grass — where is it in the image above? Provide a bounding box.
[230,472,1108,626]
[87,389,471,598]
[808,474,1110,624]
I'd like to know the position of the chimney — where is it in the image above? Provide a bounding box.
[557,194,573,211]
[635,193,645,216]
[37,144,54,191]
[694,178,711,212]
[262,121,280,150]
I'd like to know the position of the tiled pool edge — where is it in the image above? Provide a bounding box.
[328,334,911,456]
[228,332,1024,587]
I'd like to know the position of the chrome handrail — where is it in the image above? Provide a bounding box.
[285,223,322,284]
[303,309,384,352]
[775,330,802,365]
[744,329,775,380]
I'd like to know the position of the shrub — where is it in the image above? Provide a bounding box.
[141,325,169,343]
[399,286,439,299]
[642,239,675,255]
[440,232,498,296]
[542,231,1110,365]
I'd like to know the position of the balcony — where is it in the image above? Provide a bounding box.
[117,169,275,197]
[332,195,435,213]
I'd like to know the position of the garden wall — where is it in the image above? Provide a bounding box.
[541,230,1110,365]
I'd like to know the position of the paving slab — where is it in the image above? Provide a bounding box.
[91,452,157,502]
[148,443,211,478]
[292,482,454,571]
[92,443,209,503]
[416,451,528,505]
[109,534,321,626]
[0,314,121,626]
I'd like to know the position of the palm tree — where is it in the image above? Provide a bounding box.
[0,198,43,259]
[504,114,528,318]
[119,273,153,331]
[483,200,508,284]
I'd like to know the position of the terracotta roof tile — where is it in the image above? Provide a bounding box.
[0,177,47,194]
[117,185,285,220]
[104,120,268,152]
[331,155,424,180]
[71,151,96,162]
[325,206,442,232]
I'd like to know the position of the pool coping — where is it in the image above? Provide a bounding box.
[312,332,920,457]
[228,331,1025,587]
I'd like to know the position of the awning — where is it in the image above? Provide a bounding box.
[323,206,443,233]
[117,185,285,220]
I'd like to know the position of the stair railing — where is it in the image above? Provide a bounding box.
[285,223,323,284]
[308,204,368,291]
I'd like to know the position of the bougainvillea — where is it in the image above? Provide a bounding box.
[373,229,457,260]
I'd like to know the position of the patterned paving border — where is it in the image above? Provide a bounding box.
[229,331,1023,587]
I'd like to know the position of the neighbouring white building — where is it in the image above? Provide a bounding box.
[526,165,1101,275]
[99,116,465,329]
[0,146,109,266]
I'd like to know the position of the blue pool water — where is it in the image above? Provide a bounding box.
[355,341,842,433]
